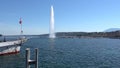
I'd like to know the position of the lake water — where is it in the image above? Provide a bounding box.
[0,37,120,68]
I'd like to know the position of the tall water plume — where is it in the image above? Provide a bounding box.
[49,5,56,38]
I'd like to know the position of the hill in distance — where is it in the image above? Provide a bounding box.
[104,28,120,32]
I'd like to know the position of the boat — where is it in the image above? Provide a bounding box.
[0,37,27,56]
[0,18,27,56]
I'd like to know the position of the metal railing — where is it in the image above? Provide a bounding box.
[26,48,38,68]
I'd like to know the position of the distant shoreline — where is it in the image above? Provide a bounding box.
[40,30,120,39]
[1,30,120,39]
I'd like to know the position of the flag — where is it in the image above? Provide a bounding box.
[19,18,22,24]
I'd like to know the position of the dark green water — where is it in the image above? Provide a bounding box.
[1,37,120,68]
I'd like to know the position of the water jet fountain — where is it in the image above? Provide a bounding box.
[49,5,56,38]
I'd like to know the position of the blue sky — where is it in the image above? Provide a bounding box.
[0,0,120,35]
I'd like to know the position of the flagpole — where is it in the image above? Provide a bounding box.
[21,22,22,35]
[19,18,23,36]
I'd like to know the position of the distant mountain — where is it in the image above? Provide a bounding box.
[104,28,120,32]
[0,34,2,36]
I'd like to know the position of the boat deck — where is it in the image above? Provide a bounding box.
[0,40,22,48]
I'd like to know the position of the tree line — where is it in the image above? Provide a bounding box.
[56,31,120,38]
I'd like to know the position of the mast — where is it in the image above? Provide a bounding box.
[19,18,23,35]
